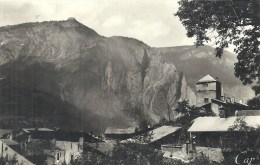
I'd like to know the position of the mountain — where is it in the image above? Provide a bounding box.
[0,18,196,132]
[158,46,254,102]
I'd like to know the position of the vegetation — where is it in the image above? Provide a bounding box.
[176,0,260,95]
[221,116,259,151]
[247,96,260,109]
[0,155,18,165]
[173,101,212,142]
[73,142,218,165]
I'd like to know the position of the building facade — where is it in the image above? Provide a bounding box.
[196,75,222,106]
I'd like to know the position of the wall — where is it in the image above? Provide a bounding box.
[161,145,183,153]
[196,81,222,105]
[211,102,220,116]
[196,91,216,105]
[0,140,34,165]
[196,82,217,105]
[195,146,224,163]
[196,82,217,92]
[45,149,65,165]
[55,141,82,164]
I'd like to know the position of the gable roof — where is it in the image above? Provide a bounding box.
[105,127,136,135]
[188,116,260,132]
[22,128,54,133]
[27,130,100,143]
[84,141,115,157]
[197,75,217,83]
[148,126,181,143]
[122,126,181,144]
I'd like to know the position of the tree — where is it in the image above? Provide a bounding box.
[159,117,168,125]
[139,120,150,131]
[247,96,260,108]
[222,116,258,151]
[112,143,164,165]
[174,101,210,142]
[176,0,260,94]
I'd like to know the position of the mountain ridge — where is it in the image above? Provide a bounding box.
[0,19,196,132]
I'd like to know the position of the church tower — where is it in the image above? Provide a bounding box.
[196,75,221,105]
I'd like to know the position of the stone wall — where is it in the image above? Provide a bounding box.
[195,146,224,163]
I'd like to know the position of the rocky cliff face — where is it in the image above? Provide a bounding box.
[0,18,195,132]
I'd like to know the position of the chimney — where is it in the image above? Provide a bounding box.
[235,110,238,116]
[8,133,13,140]
[226,97,231,103]
[221,87,224,96]
[51,138,56,144]
[27,135,31,143]
[79,137,84,147]
[219,110,226,118]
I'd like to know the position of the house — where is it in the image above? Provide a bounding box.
[46,137,84,165]
[196,75,222,106]
[18,136,84,165]
[20,139,62,165]
[188,116,260,149]
[210,98,249,117]
[14,129,100,165]
[187,116,260,163]
[196,74,249,117]
[121,126,181,149]
[104,127,137,140]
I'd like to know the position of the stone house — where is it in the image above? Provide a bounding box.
[196,74,249,117]
[45,137,84,165]
[196,75,222,106]
[187,116,260,163]
[14,129,99,165]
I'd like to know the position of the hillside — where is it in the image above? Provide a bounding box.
[0,18,195,132]
[158,46,254,102]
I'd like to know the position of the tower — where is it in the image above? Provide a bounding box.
[196,75,221,105]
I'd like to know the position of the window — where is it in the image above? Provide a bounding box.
[57,152,60,160]
[204,98,209,103]
[203,83,208,87]
[71,155,74,161]
[71,143,72,149]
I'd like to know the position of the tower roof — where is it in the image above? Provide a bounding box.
[197,74,217,83]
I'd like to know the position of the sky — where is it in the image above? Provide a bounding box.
[0,0,237,53]
[0,0,197,48]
